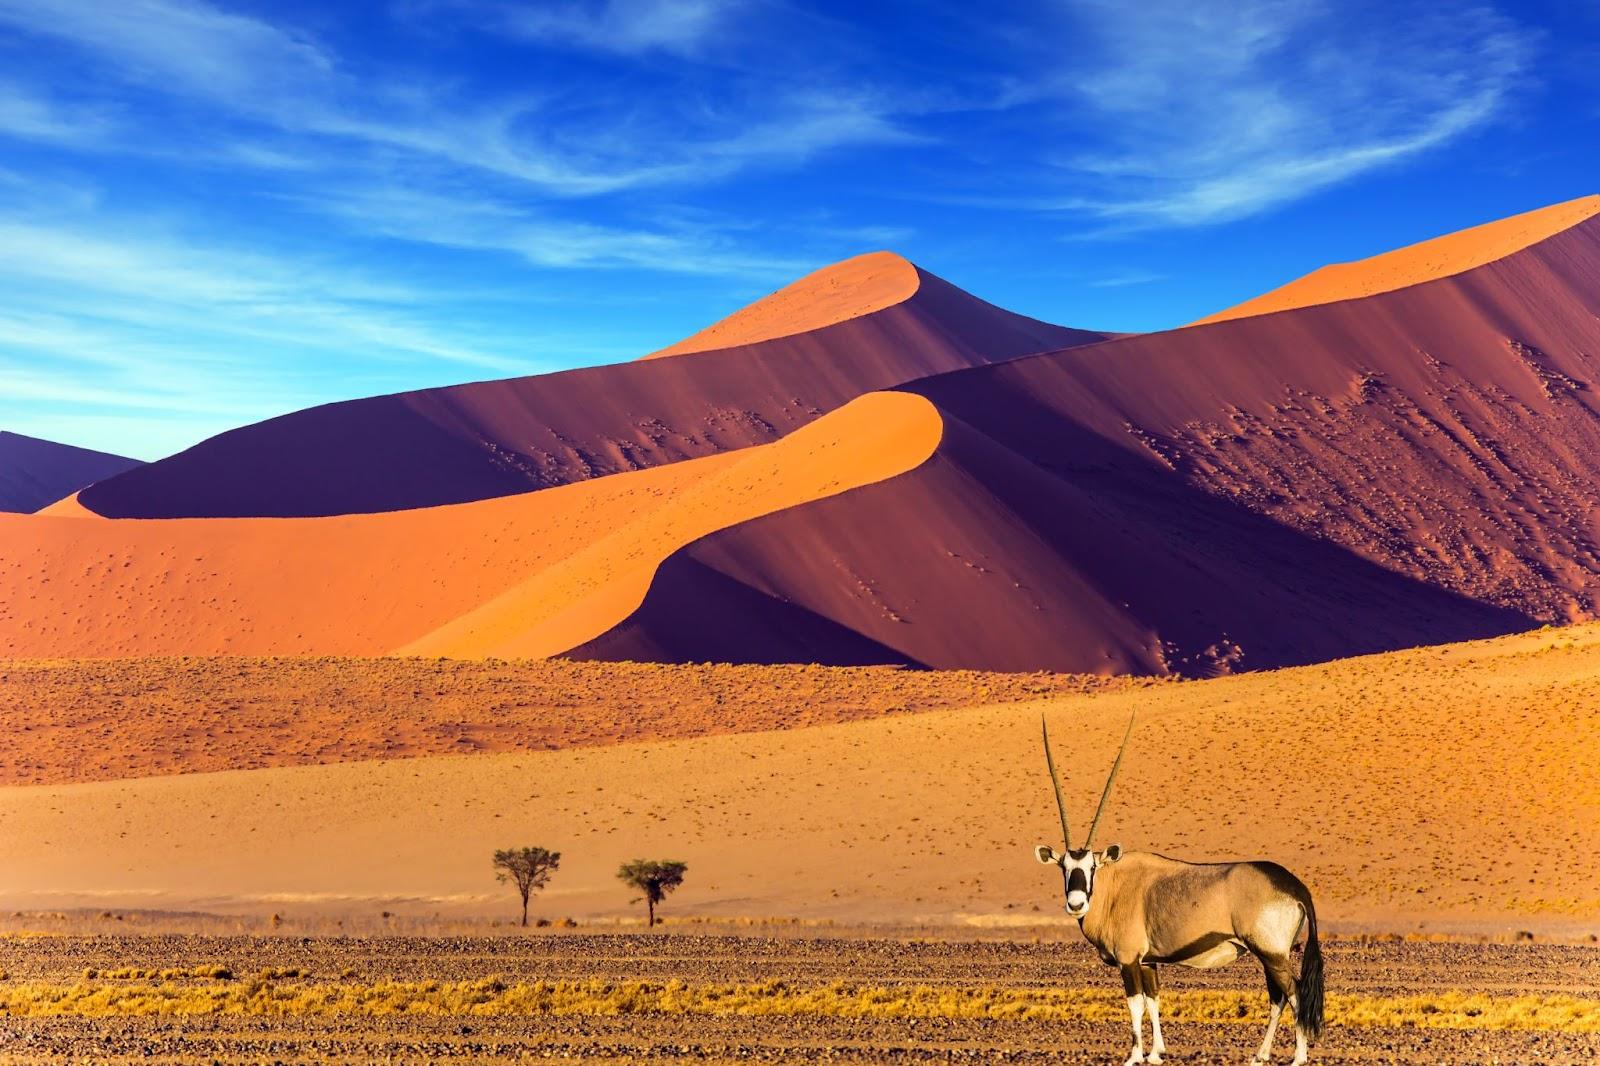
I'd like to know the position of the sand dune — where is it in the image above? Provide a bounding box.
[566,199,1600,672]
[13,198,1600,674]
[0,432,142,515]
[76,258,1102,518]
[643,251,921,358]
[3,625,1596,932]
[1193,194,1600,324]
[0,394,937,658]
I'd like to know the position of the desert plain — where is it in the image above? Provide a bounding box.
[7,197,1600,1062]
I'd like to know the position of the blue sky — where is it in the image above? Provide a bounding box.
[1,0,1596,459]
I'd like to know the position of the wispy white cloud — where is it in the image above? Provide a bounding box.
[1088,269,1167,288]
[0,0,332,107]
[984,1,1531,228]
[0,218,528,370]
[0,81,115,145]
[498,0,736,56]
[302,184,808,277]
[0,0,910,198]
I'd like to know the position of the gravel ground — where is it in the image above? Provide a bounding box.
[1,932,1596,1064]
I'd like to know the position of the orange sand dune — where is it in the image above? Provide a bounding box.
[643,252,922,358]
[1194,194,1600,324]
[0,393,938,659]
[3,625,1596,932]
[399,391,940,658]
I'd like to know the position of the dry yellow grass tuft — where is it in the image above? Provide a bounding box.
[2,978,1595,1032]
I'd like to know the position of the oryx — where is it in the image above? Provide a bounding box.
[1035,714,1324,1065]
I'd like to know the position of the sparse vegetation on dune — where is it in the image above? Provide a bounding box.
[0,657,1133,786]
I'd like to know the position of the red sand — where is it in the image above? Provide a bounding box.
[0,432,141,514]
[75,260,1102,518]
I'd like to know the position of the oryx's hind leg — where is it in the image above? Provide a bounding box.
[1139,964,1165,1064]
[1253,951,1296,1063]
[1119,964,1148,1065]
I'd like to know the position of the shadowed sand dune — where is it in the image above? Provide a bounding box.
[75,255,1102,518]
[0,432,142,515]
[567,200,1600,672]
[3,625,1596,931]
[0,393,939,658]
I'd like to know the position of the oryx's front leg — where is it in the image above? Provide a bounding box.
[1119,965,1148,1065]
[1139,964,1165,1064]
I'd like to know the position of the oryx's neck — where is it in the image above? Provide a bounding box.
[1078,858,1122,945]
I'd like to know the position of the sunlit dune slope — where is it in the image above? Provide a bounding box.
[643,251,921,358]
[0,432,142,515]
[3,625,1596,931]
[77,258,1103,518]
[1194,194,1600,324]
[568,202,1600,672]
[0,393,939,658]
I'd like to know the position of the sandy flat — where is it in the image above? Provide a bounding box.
[3,624,1596,932]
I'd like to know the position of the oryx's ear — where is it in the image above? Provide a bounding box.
[1098,844,1123,864]
[1035,845,1061,865]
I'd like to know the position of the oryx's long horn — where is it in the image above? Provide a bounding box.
[1084,710,1136,847]
[1041,715,1071,851]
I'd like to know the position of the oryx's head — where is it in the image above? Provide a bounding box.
[1034,712,1135,920]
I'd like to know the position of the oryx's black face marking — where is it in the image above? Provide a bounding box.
[1036,843,1122,919]
[1057,847,1096,918]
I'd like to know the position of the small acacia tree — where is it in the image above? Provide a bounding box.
[493,846,561,927]
[617,859,688,927]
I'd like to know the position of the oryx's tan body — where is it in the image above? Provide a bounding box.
[1079,852,1312,971]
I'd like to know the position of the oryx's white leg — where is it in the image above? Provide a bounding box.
[1120,966,1147,1065]
[1254,998,1284,1062]
[1125,994,1146,1065]
[1146,995,1164,1063]
[1290,995,1308,1066]
[1140,964,1165,1064]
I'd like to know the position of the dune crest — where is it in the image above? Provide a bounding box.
[644,251,921,359]
[1194,194,1600,324]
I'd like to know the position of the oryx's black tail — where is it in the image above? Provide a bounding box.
[1295,889,1325,1042]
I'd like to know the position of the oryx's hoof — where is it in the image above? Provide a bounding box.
[1146,1055,1162,1065]
[1122,1052,1145,1066]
